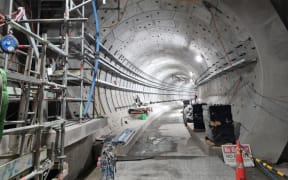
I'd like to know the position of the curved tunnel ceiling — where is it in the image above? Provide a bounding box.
[0,0,286,165]
[89,0,258,86]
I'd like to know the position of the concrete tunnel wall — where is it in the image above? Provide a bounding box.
[0,0,193,157]
[0,0,287,164]
[216,0,288,163]
[82,0,288,163]
[198,0,288,163]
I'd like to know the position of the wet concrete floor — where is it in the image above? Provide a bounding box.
[85,108,270,180]
[116,109,235,180]
[128,109,206,157]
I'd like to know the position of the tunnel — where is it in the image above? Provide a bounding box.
[0,0,288,179]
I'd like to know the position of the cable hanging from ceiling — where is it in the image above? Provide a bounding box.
[100,0,129,29]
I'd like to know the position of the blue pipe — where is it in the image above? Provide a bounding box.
[83,0,100,116]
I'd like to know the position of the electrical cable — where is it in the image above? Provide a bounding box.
[240,144,288,179]
[246,83,288,105]
[0,8,25,27]
[204,1,244,79]
[244,82,288,114]
[100,0,129,29]
[96,72,103,115]
[256,161,278,180]
[210,9,232,66]
[83,0,100,116]
[251,101,288,124]
[228,77,242,104]
[244,83,288,124]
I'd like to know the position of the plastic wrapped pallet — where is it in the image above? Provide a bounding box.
[183,104,193,125]
[203,105,213,140]
[192,104,205,130]
[208,105,235,145]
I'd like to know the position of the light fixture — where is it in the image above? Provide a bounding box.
[190,79,195,85]
[189,72,193,77]
[103,0,106,4]
[195,55,203,63]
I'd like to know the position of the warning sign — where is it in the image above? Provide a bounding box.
[221,144,254,167]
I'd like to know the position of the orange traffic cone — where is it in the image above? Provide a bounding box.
[236,140,246,180]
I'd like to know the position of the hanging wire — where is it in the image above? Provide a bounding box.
[100,0,129,29]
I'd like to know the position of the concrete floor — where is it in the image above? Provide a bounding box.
[115,109,234,180]
[115,157,234,180]
[128,110,206,157]
[85,108,271,180]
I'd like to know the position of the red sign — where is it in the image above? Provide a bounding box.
[222,144,254,167]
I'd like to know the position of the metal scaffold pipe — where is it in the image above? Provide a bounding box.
[22,12,40,59]
[7,20,68,57]
[20,18,88,23]
[69,0,92,12]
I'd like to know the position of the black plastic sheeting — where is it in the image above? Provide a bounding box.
[192,104,205,130]
[209,105,235,144]
[209,105,233,124]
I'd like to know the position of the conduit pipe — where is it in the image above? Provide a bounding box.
[83,0,100,116]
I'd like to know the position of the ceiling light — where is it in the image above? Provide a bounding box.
[189,72,193,77]
[195,55,203,63]
[103,0,106,4]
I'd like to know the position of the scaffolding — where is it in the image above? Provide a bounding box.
[0,0,195,179]
[0,0,82,179]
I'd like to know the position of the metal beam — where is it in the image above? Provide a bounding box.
[20,18,88,23]
[6,71,66,88]
[196,58,257,86]
[7,20,68,56]
[69,0,92,12]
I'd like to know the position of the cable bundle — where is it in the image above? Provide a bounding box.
[0,7,25,27]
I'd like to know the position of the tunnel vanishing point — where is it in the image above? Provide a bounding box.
[0,0,288,179]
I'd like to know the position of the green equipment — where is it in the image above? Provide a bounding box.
[0,69,8,141]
